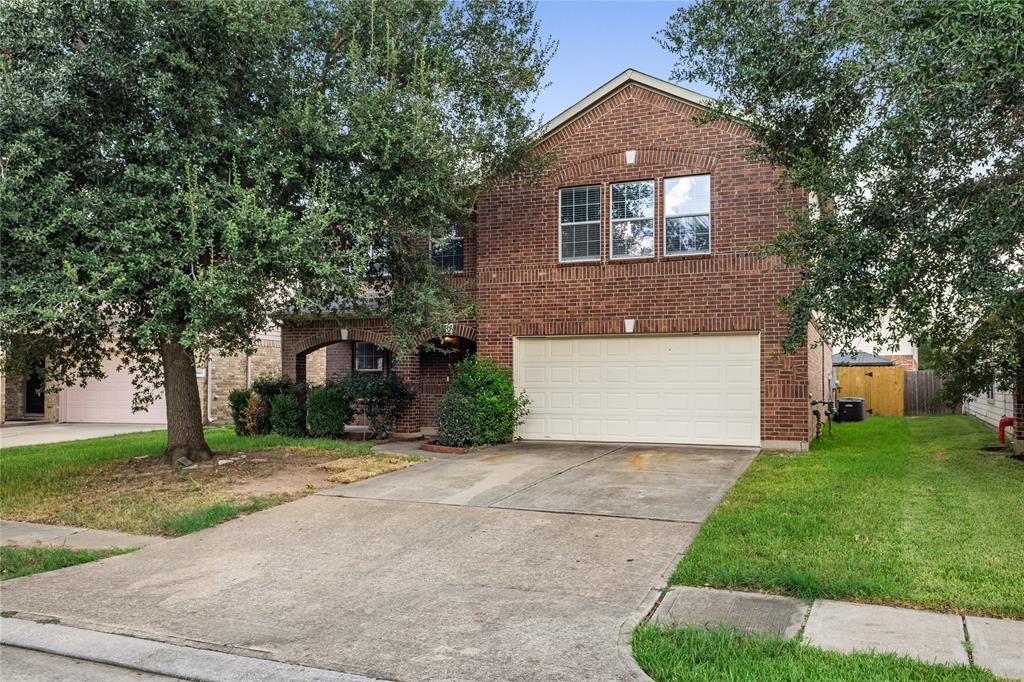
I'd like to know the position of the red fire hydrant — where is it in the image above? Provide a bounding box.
[998,416,1014,444]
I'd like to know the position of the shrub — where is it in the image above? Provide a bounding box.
[251,374,304,435]
[228,389,252,435]
[435,355,529,447]
[306,385,353,439]
[251,374,296,401]
[434,391,477,447]
[341,373,415,438]
[268,393,304,437]
[241,393,269,435]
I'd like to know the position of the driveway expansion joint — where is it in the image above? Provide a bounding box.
[484,444,626,507]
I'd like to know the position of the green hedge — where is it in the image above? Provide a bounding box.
[435,356,529,447]
[228,389,251,435]
[340,373,415,438]
[268,393,304,437]
[306,385,353,439]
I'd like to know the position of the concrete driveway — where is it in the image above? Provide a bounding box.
[0,422,165,447]
[0,441,756,681]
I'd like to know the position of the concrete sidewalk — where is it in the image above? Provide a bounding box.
[0,423,164,447]
[1,619,377,682]
[653,586,1024,680]
[1,520,164,550]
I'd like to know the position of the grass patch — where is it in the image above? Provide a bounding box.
[632,624,996,681]
[0,427,409,536]
[157,494,291,536]
[1,545,136,581]
[671,415,1024,617]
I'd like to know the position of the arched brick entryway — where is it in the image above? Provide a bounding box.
[281,320,477,434]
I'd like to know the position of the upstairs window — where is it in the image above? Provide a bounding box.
[664,175,710,255]
[432,228,465,272]
[559,185,601,262]
[354,342,387,372]
[610,180,654,259]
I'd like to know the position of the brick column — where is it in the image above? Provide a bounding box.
[281,324,302,382]
[391,351,422,436]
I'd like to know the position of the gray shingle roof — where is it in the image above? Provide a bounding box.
[832,352,895,366]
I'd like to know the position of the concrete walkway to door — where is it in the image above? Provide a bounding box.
[0,441,756,682]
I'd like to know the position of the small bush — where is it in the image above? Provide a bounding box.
[342,373,415,438]
[306,385,353,439]
[251,374,296,401]
[268,393,304,437]
[435,391,477,447]
[435,355,529,447]
[241,393,269,435]
[228,389,252,435]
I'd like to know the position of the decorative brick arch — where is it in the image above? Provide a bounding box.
[414,322,477,345]
[555,147,718,185]
[293,327,393,358]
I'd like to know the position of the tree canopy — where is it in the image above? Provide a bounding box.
[660,0,1023,400]
[0,0,552,459]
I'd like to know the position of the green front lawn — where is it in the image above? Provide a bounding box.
[632,624,997,682]
[1,545,137,581]
[0,427,397,536]
[672,415,1023,618]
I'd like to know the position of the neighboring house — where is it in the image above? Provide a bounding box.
[832,352,895,368]
[848,319,918,371]
[964,384,1016,441]
[0,331,324,426]
[282,69,831,450]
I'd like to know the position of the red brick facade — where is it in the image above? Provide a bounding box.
[282,75,827,446]
[881,354,917,372]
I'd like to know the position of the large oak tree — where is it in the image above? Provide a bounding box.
[660,0,1023,404]
[1,0,552,461]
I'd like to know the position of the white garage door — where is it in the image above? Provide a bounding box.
[62,356,166,424]
[515,334,760,446]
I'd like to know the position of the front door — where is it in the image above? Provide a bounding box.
[25,362,45,415]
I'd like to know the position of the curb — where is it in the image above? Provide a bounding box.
[0,617,388,682]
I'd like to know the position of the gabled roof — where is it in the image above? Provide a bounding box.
[832,352,895,367]
[535,69,717,142]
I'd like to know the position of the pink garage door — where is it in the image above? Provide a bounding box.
[61,356,166,424]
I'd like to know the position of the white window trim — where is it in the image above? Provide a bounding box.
[558,185,602,263]
[664,174,712,257]
[609,179,655,260]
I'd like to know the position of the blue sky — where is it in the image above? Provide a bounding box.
[532,0,710,124]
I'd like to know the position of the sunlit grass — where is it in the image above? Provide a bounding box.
[672,416,1023,617]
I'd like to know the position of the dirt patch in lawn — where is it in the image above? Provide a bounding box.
[320,455,418,483]
[4,447,419,537]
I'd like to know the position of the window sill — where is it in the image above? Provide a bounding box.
[609,255,656,262]
[557,259,602,266]
[664,251,712,259]
[609,256,658,265]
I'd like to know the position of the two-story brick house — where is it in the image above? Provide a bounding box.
[282,69,832,450]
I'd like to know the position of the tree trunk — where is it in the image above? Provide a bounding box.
[161,339,213,463]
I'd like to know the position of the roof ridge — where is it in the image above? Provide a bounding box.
[535,68,717,142]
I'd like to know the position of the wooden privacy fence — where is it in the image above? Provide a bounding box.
[836,365,905,416]
[904,370,961,416]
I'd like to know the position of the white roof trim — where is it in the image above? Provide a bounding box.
[535,69,716,141]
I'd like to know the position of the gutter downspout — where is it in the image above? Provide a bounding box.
[206,352,213,423]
